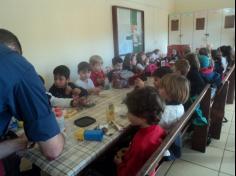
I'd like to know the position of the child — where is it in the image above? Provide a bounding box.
[89,55,106,88]
[39,75,80,108]
[159,74,190,130]
[211,49,224,77]
[198,54,222,87]
[185,53,206,97]
[115,86,166,176]
[134,66,173,90]
[108,57,131,89]
[150,49,161,63]
[158,74,190,160]
[75,62,101,95]
[123,53,137,72]
[170,49,180,62]
[136,52,147,73]
[174,59,191,77]
[49,65,88,98]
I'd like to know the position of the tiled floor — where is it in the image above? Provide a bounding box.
[158,103,235,176]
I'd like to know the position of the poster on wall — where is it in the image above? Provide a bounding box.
[112,6,145,56]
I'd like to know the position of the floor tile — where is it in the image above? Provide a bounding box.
[210,132,228,150]
[157,161,174,176]
[166,160,218,176]
[225,134,235,152]
[222,122,232,134]
[219,172,234,176]
[181,146,224,171]
[225,111,234,121]
[220,151,235,175]
[229,122,235,135]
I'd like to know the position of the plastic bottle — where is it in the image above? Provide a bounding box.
[84,129,104,142]
[53,108,65,132]
[74,129,104,142]
[104,77,111,90]
[106,103,115,123]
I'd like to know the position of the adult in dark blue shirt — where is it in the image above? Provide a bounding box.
[0,29,65,162]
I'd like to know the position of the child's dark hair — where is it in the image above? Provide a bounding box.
[112,56,123,66]
[185,53,200,71]
[153,67,173,79]
[126,86,165,124]
[78,62,91,73]
[199,48,209,56]
[136,52,145,65]
[53,65,70,79]
[211,50,221,61]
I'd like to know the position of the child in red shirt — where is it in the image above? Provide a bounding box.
[89,55,106,88]
[115,86,166,176]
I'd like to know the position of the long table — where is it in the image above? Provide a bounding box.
[24,88,131,176]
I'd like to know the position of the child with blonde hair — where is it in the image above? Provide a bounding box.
[174,59,191,77]
[159,73,190,160]
[89,55,106,88]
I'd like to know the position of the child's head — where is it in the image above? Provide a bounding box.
[78,62,92,81]
[154,49,160,55]
[125,86,165,126]
[159,73,190,104]
[153,67,173,89]
[123,53,137,68]
[184,46,191,55]
[172,49,178,56]
[112,56,123,71]
[174,59,190,76]
[199,48,210,57]
[137,52,146,65]
[185,53,200,71]
[211,49,222,61]
[89,55,103,72]
[53,65,70,88]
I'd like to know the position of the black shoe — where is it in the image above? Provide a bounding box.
[222,117,228,123]
[207,136,212,146]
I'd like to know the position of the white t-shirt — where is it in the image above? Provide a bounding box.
[75,78,95,90]
[221,56,228,73]
[159,104,185,130]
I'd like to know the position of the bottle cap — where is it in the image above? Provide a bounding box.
[55,110,63,117]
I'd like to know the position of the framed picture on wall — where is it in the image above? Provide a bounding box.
[112,6,145,56]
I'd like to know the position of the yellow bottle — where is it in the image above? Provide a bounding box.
[106,103,115,123]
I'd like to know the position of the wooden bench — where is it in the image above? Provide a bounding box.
[209,64,235,139]
[137,85,212,176]
[138,64,235,176]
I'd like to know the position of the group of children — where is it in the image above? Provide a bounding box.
[41,45,234,176]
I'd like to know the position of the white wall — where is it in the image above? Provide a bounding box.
[174,0,235,12]
[0,0,174,88]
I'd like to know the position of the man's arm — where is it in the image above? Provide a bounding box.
[0,137,27,159]
[12,67,65,160]
[38,133,65,160]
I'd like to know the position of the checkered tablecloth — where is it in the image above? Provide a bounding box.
[24,88,132,176]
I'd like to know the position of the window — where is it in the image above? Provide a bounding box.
[196,18,205,30]
[171,20,179,31]
[225,15,235,29]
